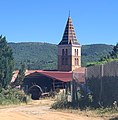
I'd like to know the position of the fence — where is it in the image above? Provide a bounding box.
[86,61,118,79]
[86,61,118,107]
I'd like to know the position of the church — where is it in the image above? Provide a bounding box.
[12,15,85,99]
[58,15,81,71]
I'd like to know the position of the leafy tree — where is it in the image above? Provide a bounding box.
[111,43,118,58]
[99,43,118,62]
[0,35,14,88]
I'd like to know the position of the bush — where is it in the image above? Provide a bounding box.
[51,92,79,109]
[0,87,30,105]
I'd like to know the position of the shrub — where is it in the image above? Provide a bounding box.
[51,92,79,109]
[0,87,30,105]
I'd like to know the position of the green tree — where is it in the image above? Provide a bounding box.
[0,35,14,88]
[111,43,118,58]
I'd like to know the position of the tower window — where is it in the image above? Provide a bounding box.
[65,49,68,56]
[62,49,64,56]
[77,58,79,65]
[75,58,76,65]
[75,49,76,56]
[77,49,78,56]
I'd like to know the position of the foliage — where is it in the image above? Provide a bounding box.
[0,36,14,88]
[9,42,57,70]
[86,43,118,66]
[0,86,30,105]
[82,44,113,66]
[95,107,118,114]
[52,86,93,110]
[110,43,118,59]
[9,42,113,69]
[51,92,73,109]
[98,43,118,63]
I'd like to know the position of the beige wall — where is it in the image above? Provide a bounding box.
[58,45,72,55]
[58,44,81,71]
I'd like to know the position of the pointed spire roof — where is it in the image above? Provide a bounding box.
[59,16,79,45]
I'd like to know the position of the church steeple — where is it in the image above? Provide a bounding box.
[58,16,81,71]
[59,16,79,45]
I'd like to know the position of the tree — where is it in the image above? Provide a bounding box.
[99,43,118,63]
[0,35,14,88]
[111,43,118,58]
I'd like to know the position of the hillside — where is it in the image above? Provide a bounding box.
[9,42,57,70]
[81,44,114,66]
[9,42,113,70]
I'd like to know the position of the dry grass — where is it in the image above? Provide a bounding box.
[0,98,118,120]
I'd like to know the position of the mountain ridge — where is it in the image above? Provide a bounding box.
[9,42,114,70]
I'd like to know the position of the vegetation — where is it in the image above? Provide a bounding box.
[9,42,57,70]
[9,42,113,69]
[51,83,92,110]
[51,93,73,109]
[0,86,30,105]
[87,43,118,66]
[99,43,118,62]
[85,43,118,108]
[82,44,113,66]
[0,36,14,88]
[0,36,30,105]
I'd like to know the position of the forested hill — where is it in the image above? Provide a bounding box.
[9,42,57,70]
[9,42,113,70]
[81,44,113,66]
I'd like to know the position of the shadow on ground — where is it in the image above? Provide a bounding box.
[109,117,118,120]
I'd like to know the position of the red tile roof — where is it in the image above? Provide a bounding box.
[25,67,85,83]
[11,67,85,83]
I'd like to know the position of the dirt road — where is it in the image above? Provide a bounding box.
[0,99,113,120]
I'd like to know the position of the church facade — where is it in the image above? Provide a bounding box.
[58,16,81,71]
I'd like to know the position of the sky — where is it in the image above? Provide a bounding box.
[0,0,118,45]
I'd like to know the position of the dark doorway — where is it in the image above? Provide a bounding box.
[28,85,42,100]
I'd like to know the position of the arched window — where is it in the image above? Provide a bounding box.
[75,49,76,56]
[77,58,79,65]
[65,49,68,56]
[75,58,76,65]
[62,49,64,56]
[77,49,78,56]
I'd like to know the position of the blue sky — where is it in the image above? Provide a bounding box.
[0,0,118,45]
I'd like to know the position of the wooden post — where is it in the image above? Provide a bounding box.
[99,64,104,106]
[53,79,55,91]
[85,68,88,95]
[70,72,73,102]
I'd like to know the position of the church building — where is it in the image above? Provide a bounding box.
[12,15,85,100]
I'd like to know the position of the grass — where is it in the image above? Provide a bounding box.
[0,88,31,105]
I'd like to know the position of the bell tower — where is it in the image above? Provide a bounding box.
[58,16,81,71]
